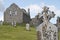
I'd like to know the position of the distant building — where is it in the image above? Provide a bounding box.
[4,3,30,24]
[31,13,43,26]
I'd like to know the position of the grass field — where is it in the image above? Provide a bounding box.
[0,25,37,40]
[0,25,60,40]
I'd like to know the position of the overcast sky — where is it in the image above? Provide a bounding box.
[0,0,60,24]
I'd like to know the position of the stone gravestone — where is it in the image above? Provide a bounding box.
[12,21,16,27]
[36,6,58,40]
[26,23,30,31]
[0,20,3,25]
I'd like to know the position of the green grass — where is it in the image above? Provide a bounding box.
[0,25,37,40]
[0,25,60,40]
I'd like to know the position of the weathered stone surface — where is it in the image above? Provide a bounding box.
[37,31,41,40]
[26,23,30,31]
[12,21,16,27]
[0,20,3,25]
[36,6,58,40]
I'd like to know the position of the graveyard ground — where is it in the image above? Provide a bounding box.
[0,25,37,40]
[0,25,60,40]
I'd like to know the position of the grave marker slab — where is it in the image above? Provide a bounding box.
[12,21,16,27]
[26,23,30,31]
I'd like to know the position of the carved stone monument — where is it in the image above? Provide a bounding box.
[12,21,16,27]
[26,23,30,31]
[0,20,3,25]
[36,6,58,40]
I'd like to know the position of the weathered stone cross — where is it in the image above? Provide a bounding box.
[36,6,58,40]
